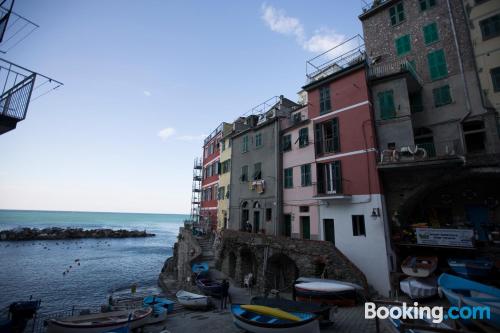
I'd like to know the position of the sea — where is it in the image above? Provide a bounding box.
[0,210,185,314]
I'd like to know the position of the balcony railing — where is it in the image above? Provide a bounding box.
[306,35,365,83]
[361,0,391,13]
[379,140,464,165]
[316,138,338,156]
[0,1,39,53]
[368,59,423,85]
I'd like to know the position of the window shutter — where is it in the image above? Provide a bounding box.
[332,118,340,152]
[333,160,342,193]
[315,123,323,155]
[317,164,324,194]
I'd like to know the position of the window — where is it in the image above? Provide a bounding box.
[253,162,262,180]
[352,215,366,236]
[266,208,272,221]
[301,216,310,240]
[208,143,214,155]
[389,2,405,26]
[282,134,292,152]
[298,128,309,147]
[420,0,436,11]
[215,161,221,175]
[317,161,342,194]
[242,135,249,153]
[228,138,231,148]
[491,67,500,92]
[433,85,452,107]
[319,86,331,114]
[241,165,248,182]
[410,91,424,113]
[292,112,302,124]
[206,164,212,177]
[395,35,411,56]
[301,164,312,186]
[378,90,396,120]
[221,139,226,152]
[255,133,263,148]
[218,186,225,200]
[284,167,293,188]
[299,206,309,213]
[428,49,447,80]
[315,118,340,155]
[221,159,231,173]
[423,22,439,44]
[463,121,486,153]
[284,214,292,237]
[480,14,500,40]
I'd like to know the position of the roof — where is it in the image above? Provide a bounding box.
[359,0,398,21]
[302,61,366,91]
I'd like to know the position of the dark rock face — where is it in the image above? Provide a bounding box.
[0,227,155,241]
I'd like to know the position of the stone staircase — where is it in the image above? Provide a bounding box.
[195,237,216,269]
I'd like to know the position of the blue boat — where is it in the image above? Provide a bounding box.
[104,326,129,333]
[438,273,500,329]
[143,296,175,314]
[448,258,493,278]
[192,262,209,275]
[231,304,319,333]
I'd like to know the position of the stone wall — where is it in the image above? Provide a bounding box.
[215,229,369,295]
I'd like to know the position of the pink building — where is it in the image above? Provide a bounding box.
[281,105,320,240]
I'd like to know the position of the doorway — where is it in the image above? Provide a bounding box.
[324,219,335,244]
[283,214,291,237]
[253,210,260,233]
[300,216,310,240]
[466,205,489,241]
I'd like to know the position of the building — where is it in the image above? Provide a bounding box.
[201,123,231,231]
[281,104,321,240]
[302,36,393,296]
[228,96,300,235]
[359,0,500,286]
[462,0,500,114]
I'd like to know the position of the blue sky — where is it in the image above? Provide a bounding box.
[0,1,363,214]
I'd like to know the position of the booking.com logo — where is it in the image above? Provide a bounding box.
[365,302,491,323]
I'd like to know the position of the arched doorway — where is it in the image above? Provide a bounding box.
[241,201,249,231]
[253,201,261,233]
[240,247,257,286]
[265,253,298,291]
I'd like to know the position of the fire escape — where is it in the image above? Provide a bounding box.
[187,157,202,226]
[0,0,63,135]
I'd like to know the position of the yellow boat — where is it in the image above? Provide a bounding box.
[240,305,300,322]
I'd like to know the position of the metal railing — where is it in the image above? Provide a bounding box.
[0,72,34,119]
[360,0,391,14]
[379,140,464,164]
[306,35,365,83]
[316,138,338,155]
[0,1,39,54]
[368,59,423,85]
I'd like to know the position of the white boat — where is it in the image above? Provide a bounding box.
[46,308,152,333]
[295,277,364,290]
[401,256,437,278]
[399,277,437,299]
[294,281,357,306]
[176,290,209,309]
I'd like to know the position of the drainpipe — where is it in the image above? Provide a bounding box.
[274,102,282,237]
[446,0,471,152]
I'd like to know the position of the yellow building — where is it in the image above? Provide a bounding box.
[464,0,500,113]
[217,125,233,231]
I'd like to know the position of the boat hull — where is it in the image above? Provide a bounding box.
[399,277,437,299]
[448,259,493,278]
[401,256,437,278]
[195,278,222,298]
[231,304,319,333]
[294,282,356,307]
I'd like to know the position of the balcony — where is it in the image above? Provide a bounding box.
[0,1,39,53]
[0,58,62,135]
[368,59,422,92]
[378,140,465,169]
[306,35,365,84]
[315,138,339,157]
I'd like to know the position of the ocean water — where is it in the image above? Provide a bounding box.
[0,210,185,314]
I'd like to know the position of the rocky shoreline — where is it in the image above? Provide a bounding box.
[0,227,155,241]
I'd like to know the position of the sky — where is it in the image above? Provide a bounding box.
[0,0,364,214]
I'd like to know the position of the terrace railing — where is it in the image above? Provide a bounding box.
[0,1,39,54]
[368,59,423,85]
[379,139,464,164]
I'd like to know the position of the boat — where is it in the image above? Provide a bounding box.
[176,290,209,309]
[448,258,493,278]
[438,273,500,329]
[251,296,334,327]
[143,296,175,314]
[231,304,320,333]
[387,305,452,333]
[294,281,356,306]
[295,277,364,291]
[0,298,41,333]
[195,276,223,298]
[192,262,209,275]
[399,276,437,299]
[401,256,437,278]
[103,326,129,333]
[46,307,152,333]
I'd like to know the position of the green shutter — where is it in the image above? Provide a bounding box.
[379,90,396,120]
[428,49,447,80]
[395,35,411,55]
[284,168,293,188]
[333,161,342,193]
[433,85,452,107]
[315,123,323,155]
[332,118,340,152]
[389,3,405,26]
[299,128,308,147]
[301,217,310,240]
[423,23,439,44]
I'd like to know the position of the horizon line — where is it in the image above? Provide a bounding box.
[0,208,190,215]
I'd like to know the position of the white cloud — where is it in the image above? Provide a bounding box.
[157,127,176,140]
[260,4,346,55]
[143,90,152,97]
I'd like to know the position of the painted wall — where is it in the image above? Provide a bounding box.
[319,194,392,296]
[217,135,232,230]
